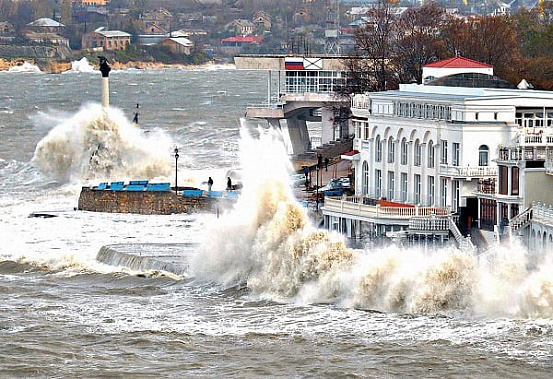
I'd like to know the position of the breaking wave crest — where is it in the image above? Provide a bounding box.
[32,103,173,183]
[67,57,95,73]
[191,124,553,319]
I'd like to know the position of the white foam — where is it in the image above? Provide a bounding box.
[190,123,553,319]
[7,61,42,73]
[66,57,96,73]
[32,103,173,184]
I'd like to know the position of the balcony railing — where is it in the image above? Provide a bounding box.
[516,128,553,147]
[323,196,450,221]
[351,94,369,110]
[409,216,449,231]
[532,202,553,225]
[498,147,548,161]
[438,165,497,178]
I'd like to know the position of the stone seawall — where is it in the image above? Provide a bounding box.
[78,188,234,215]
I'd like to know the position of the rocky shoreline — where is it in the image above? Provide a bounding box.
[0,58,227,73]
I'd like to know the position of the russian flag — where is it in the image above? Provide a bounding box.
[285,57,304,70]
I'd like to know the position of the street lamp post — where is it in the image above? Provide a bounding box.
[316,164,319,213]
[174,147,179,195]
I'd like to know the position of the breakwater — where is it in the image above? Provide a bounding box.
[97,244,191,275]
[78,187,236,215]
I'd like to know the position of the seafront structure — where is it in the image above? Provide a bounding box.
[322,57,553,249]
[234,55,353,164]
[479,137,553,252]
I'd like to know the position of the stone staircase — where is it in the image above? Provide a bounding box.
[292,137,353,171]
[509,206,533,232]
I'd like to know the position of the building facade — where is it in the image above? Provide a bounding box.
[323,58,553,247]
[82,30,131,51]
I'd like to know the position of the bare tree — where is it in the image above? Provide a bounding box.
[352,0,399,92]
[394,4,446,84]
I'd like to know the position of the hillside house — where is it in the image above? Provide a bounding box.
[82,29,131,51]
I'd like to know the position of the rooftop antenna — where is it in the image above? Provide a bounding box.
[98,56,111,108]
[324,0,340,55]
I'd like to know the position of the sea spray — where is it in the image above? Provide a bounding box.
[67,57,95,73]
[191,124,553,318]
[190,125,355,300]
[32,103,173,183]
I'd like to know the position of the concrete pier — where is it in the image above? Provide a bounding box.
[97,243,192,276]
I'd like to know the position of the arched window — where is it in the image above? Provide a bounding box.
[428,141,435,168]
[362,161,369,195]
[479,145,489,166]
[375,135,382,162]
[414,139,421,166]
[401,138,408,165]
[388,137,395,163]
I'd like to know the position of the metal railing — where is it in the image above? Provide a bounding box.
[246,102,284,109]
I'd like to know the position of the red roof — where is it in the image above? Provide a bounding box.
[342,149,360,156]
[424,56,492,69]
[221,36,264,43]
[377,200,414,208]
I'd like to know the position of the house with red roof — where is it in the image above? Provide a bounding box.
[422,56,494,84]
[221,35,263,52]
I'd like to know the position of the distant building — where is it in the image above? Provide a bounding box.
[423,56,494,84]
[158,37,193,55]
[77,0,109,6]
[221,35,263,49]
[24,18,68,47]
[82,29,132,51]
[225,19,255,36]
[142,8,173,35]
[253,11,272,31]
[0,21,15,43]
[27,18,65,34]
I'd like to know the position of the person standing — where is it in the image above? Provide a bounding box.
[208,177,213,192]
[324,157,329,171]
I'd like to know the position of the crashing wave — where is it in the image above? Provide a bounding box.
[32,103,173,183]
[67,57,96,73]
[8,61,42,73]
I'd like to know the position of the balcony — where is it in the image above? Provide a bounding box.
[532,202,553,225]
[516,128,553,147]
[323,196,450,223]
[438,164,497,178]
[351,94,369,110]
[408,216,450,232]
[498,146,548,162]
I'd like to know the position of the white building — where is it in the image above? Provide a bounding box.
[422,56,493,84]
[322,57,553,247]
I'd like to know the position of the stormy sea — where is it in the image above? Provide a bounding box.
[0,60,552,377]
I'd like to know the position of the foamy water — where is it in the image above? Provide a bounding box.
[32,104,173,184]
[1,69,552,377]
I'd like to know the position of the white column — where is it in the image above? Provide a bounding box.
[102,77,109,108]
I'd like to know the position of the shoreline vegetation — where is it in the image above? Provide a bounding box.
[0,58,232,73]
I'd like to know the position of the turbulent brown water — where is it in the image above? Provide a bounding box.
[0,62,552,377]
